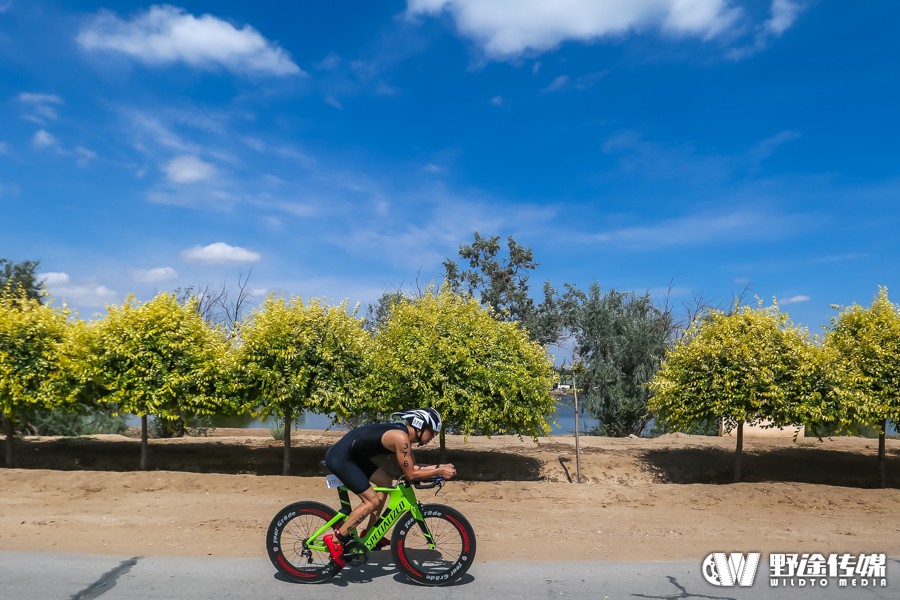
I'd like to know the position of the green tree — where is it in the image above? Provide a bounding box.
[0,259,44,301]
[23,317,128,437]
[649,303,825,482]
[92,293,229,470]
[825,287,900,487]
[565,284,674,437]
[443,231,562,345]
[0,292,68,466]
[370,286,557,461]
[233,296,370,475]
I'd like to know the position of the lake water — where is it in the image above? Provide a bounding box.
[135,403,894,437]
[143,396,599,435]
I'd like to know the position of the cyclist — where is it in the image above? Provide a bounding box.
[322,408,457,566]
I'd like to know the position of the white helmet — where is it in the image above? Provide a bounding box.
[391,408,442,433]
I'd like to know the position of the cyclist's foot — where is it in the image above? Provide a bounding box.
[360,528,390,549]
[323,534,346,567]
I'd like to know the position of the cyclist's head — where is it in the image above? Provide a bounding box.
[391,408,442,435]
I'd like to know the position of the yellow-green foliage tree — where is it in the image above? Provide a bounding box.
[92,293,228,470]
[370,286,557,461]
[825,287,900,487]
[233,296,370,475]
[649,302,838,482]
[0,291,68,466]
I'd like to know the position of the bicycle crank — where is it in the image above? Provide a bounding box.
[342,540,368,567]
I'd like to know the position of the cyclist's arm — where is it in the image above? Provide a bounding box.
[385,430,454,480]
[388,430,420,480]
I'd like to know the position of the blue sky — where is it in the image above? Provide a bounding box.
[2,1,899,333]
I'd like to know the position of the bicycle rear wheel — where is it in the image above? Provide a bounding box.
[391,503,476,586]
[266,501,343,583]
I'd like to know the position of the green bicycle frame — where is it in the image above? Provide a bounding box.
[305,482,435,553]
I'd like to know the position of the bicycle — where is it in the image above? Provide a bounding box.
[266,466,477,586]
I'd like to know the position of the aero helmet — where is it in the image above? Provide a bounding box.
[391,408,442,433]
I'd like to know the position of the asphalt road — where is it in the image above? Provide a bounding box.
[0,551,895,600]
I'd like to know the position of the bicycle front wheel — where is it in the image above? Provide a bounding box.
[266,501,343,583]
[391,503,476,586]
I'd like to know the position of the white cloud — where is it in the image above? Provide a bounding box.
[0,2,12,14]
[39,273,117,309]
[728,0,804,59]
[39,272,70,286]
[77,5,303,77]
[747,130,801,162]
[314,53,342,71]
[543,75,570,93]
[543,71,607,93]
[490,95,504,106]
[778,294,811,305]
[0,141,8,154]
[586,207,805,248]
[164,155,216,183]
[17,92,63,104]
[325,95,344,110]
[255,199,320,218]
[33,129,56,148]
[17,92,64,123]
[131,266,178,283]
[75,146,97,167]
[181,242,261,265]
[407,0,744,59]
[765,0,802,36]
[50,284,118,308]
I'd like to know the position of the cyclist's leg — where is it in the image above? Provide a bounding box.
[361,467,393,548]
[325,456,381,538]
[338,486,380,537]
[364,467,391,531]
[324,449,380,551]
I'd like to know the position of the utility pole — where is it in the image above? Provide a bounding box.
[572,354,582,484]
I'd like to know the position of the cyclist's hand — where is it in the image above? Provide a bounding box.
[439,463,457,479]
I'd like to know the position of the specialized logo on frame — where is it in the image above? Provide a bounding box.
[702,552,888,589]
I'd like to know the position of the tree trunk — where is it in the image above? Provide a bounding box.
[283,408,292,476]
[4,413,13,468]
[879,419,887,489]
[733,421,744,483]
[140,415,149,471]
[439,430,447,465]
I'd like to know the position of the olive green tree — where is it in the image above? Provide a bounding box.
[825,287,900,487]
[0,259,44,302]
[564,284,675,437]
[0,291,68,466]
[92,293,229,470]
[443,231,563,345]
[649,302,834,482]
[370,286,557,461]
[233,296,370,475]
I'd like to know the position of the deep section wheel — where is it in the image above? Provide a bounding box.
[266,501,343,583]
[391,503,476,586]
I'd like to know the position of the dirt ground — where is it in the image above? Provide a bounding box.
[1,429,899,562]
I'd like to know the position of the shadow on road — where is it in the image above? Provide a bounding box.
[271,551,476,587]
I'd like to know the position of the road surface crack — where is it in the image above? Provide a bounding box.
[70,556,141,600]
